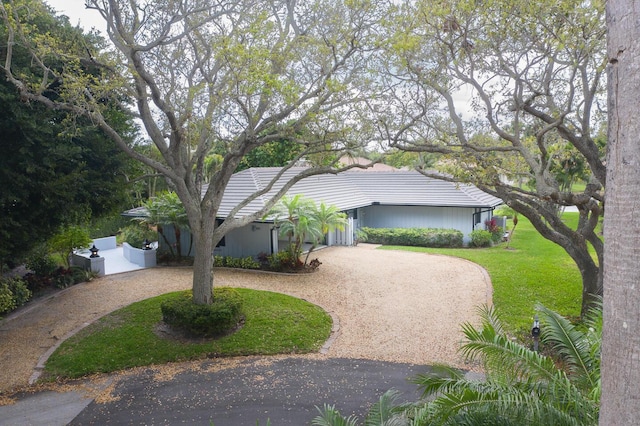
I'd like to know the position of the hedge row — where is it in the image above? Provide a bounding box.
[360,227,463,248]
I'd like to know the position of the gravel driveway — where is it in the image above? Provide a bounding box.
[0,245,492,397]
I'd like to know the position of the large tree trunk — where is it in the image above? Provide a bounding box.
[491,186,603,317]
[190,219,216,305]
[573,252,602,316]
[600,1,640,423]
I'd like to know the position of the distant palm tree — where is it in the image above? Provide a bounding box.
[304,202,347,265]
[314,302,601,426]
[136,192,191,258]
[270,195,321,266]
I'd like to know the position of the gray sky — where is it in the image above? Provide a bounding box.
[43,0,475,119]
[45,0,105,33]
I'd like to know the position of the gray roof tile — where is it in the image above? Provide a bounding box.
[215,168,502,218]
[125,167,502,218]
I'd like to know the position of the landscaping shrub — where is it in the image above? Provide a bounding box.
[48,225,92,267]
[256,250,300,271]
[51,267,75,289]
[0,282,17,315]
[360,227,463,248]
[355,228,368,244]
[118,223,157,249]
[26,245,58,277]
[240,257,261,269]
[484,218,504,243]
[214,255,260,270]
[470,229,493,247]
[0,277,32,316]
[3,277,32,307]
[90,214,130,239]
[160,288,244,337]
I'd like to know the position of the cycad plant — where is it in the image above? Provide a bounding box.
[314,303,601,426]
[407,302,601,426]
[312,390,409,426]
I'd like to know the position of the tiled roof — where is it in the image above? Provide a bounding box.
[342,171,503,208]
[215,167,372,217]
[124,167,502,218]
[215,167,502,217]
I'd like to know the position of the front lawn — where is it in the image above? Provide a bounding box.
[44,288,332,379]
[380,213,586,334]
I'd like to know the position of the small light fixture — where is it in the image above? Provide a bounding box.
[89,245,100,258]
[531,315,541,352]
[143,239,152,250]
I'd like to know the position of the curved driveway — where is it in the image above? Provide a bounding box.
[0,245,491,423]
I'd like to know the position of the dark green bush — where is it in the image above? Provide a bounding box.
[484,218,504,243]
[26,245,58,277]
[51,267,75,289]
[267,250,299,271]
[160,288,244,337]
[70,266,92,284]
[470,230,493,247]
[214,255,260,270]
[90,214,131,239]
[360,227,463,248]
[118,224,157,249]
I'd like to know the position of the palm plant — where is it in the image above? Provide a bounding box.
[136,191,191,258]
[270,195,321,265]
[312,390,408,426]
[314,303,601,426]
[304,202,348,265]
[406,303,601,425]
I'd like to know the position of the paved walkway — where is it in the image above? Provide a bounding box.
[0,246,492,424]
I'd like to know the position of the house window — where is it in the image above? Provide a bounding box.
[216,219,225,247]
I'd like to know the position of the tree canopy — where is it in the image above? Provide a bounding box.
[1,0,392,303]
[0,5,137,266]
[385,0,607,315]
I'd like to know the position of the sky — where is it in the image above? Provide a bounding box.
[45,0,106,33]
[43,0,475,119]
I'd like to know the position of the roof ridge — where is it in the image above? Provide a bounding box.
[248,168,270,208]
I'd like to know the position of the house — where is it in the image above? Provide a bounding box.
[127,167,503,258]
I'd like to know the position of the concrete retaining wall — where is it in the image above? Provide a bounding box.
[123,243,156,268]
[70,253,105,277]
[92,236,117,251]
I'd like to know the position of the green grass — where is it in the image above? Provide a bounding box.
[380,213,585,335]
[44,288,332,379]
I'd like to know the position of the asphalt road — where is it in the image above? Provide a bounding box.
[0,357,432,425]
[68,357,429,425]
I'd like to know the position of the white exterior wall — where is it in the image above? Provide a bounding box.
[359,205,480,243]
[213,223,273,258]
[161,223,274,259]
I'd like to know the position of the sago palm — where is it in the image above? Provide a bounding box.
[314,303,601,426]
[312,389,409,426]
[405,302,601,426]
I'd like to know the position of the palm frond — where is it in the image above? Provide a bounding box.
[459,308,560,385]
[364,389,409,426]
[416,379,591,426]
[537,304,598,390]
[312,404,359,426]
[410,364,465,398]
[407,304,601,426]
